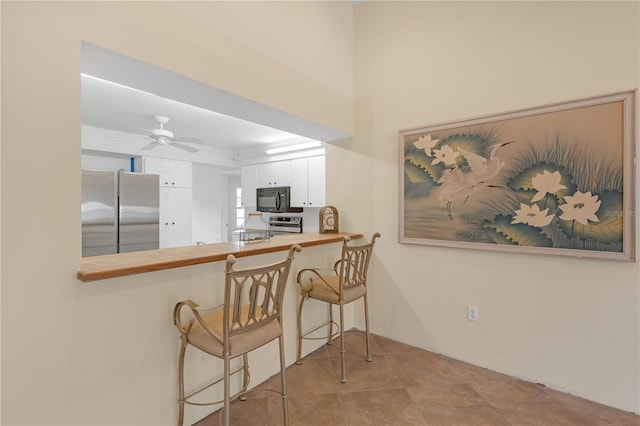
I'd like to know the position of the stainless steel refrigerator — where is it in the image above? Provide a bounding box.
[82,170,159,257]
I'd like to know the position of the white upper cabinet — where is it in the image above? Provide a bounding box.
[258,161,290,188]
[290,156,325,208]
[241,165,259,207]
[307,156,326,207]
[143,157,192,187]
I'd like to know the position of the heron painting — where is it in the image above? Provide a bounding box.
[399,91,635,261]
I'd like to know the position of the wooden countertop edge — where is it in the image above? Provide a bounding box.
[78,233,363,282]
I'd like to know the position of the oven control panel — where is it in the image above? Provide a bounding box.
[269,216,303,234]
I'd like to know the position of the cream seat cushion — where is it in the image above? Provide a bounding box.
[188,305,281,357]
[308,275,366,304]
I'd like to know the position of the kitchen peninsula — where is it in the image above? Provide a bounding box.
[78,232,362,282]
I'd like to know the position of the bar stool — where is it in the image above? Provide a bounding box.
[295,233,380,383]
[173,244,301,426]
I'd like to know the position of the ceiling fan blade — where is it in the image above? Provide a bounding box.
[142,142,157,150]
[173,137,202,144]
[171,142,199,153]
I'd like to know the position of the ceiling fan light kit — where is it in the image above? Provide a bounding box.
[136,115,201,153]
[150,116,174,139]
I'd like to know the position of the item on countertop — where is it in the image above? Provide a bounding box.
[239,212,270,243]
[319,206,339,234]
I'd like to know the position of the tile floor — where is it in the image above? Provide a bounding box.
[194,330,640,426]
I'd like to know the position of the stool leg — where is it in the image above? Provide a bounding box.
[223,356,230,426]
[339,302,347,383]
[239,353,249,401]
[296,295,306,365]
[364,293,372,362]
[278,334,290,426]
[327,303,334,345]
[177,339,187,426]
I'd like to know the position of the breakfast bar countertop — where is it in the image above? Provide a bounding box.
[77,232,363,282]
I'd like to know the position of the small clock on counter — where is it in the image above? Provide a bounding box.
[319,206,339,234]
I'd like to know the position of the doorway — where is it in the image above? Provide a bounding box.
[227,174,243,242]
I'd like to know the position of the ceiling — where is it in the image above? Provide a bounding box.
[80,42,349,163]
[81,74,310,153]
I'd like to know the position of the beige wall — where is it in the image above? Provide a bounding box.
[2,1,639,424]
[346,0,639,413]
[1,2,354,424]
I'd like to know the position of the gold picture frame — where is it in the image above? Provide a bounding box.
[399,91,636,261]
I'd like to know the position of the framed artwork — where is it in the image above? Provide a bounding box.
[399,91,636,261]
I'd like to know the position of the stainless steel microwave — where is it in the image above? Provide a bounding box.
[256,186,302,213]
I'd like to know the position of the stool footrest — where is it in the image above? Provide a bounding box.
[300,320,340,342]
[182,363,249,407]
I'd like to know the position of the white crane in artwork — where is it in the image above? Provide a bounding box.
[438,141,513,219]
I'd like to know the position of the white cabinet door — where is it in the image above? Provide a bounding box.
[143,157,193,248]
[258,161,290,187]
[241,165,259,207]
[290,156,325,207]
[271,161,290,187]
[143,158,192,187]
[257,163,273,187]
[306,156,326,207]
[289,159,308,207]
[169,160,192,187]
[159,187,192,248]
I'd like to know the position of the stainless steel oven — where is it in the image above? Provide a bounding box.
[268,216,303,235]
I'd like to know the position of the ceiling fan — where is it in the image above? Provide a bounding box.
[139,115,201,153]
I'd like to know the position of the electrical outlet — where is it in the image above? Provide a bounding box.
[467,305,479,321]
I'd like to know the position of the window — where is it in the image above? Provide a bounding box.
[236,187,245,228]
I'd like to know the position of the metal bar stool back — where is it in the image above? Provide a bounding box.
[174,244,301,426]
[295,233,380,383]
